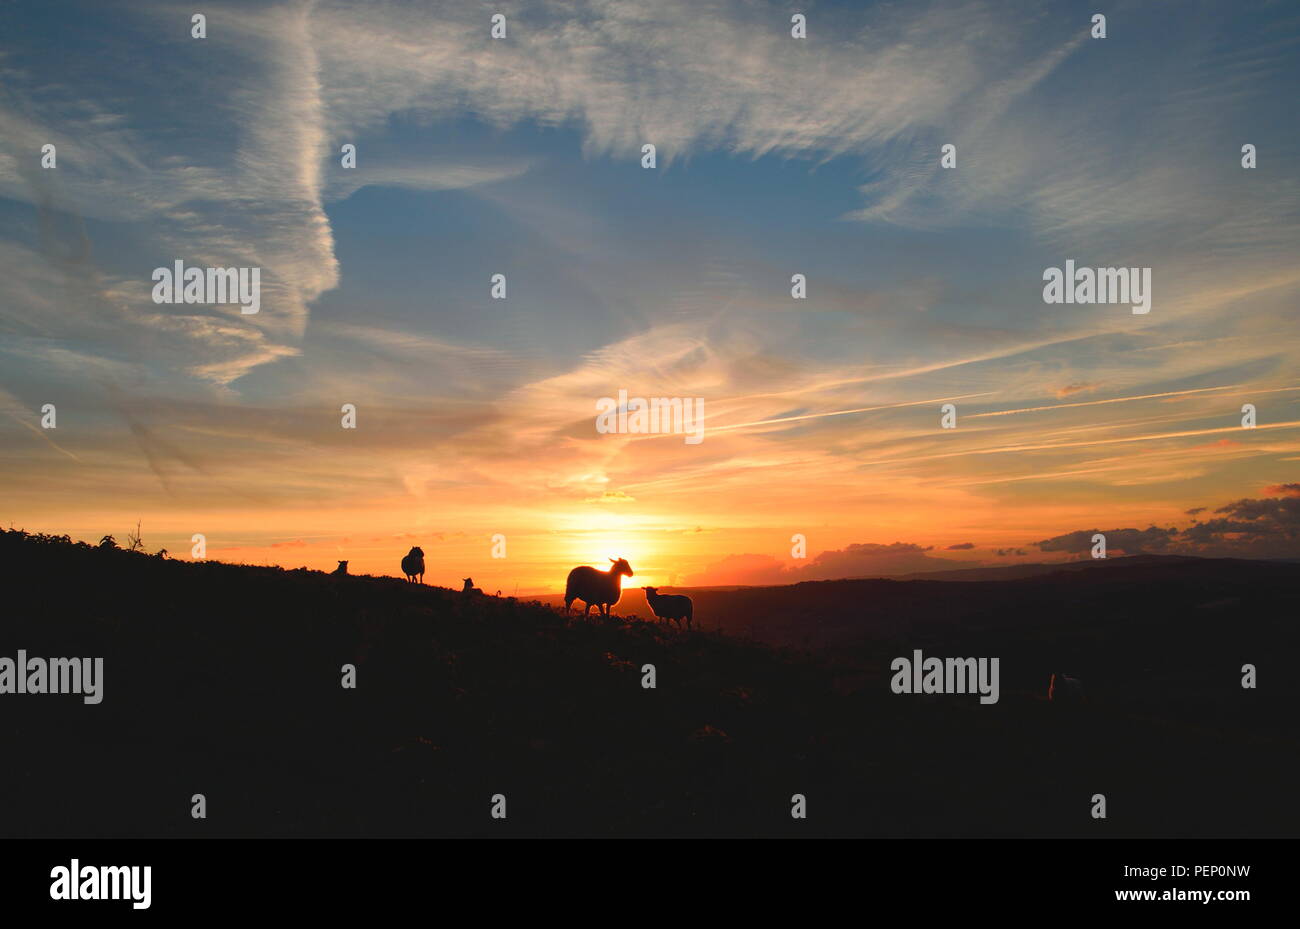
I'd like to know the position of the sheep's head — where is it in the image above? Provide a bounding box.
[609,557,633,577]
[642,586,658,595]
[338,560,347,568]
[408,546,424,557]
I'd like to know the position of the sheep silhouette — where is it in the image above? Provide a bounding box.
[400,546,425,584]
[332,560,349,576]
[461,577,483,595]
[564,557,633,618]
[643,586,693,631]
[1049,672,1085,704]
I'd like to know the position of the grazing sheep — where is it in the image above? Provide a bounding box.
[462,577,484,595]
[1049,672,1085,704]
[564,558,633,618]
[400,546,425,584]
[333,560,349,576]
[642,587,693,631]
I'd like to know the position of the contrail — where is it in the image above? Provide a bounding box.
[712,392,996,432]
[0,385,80,461]
[856,420,1300,468]
[969,384,1300,418]
[3,411,81,461]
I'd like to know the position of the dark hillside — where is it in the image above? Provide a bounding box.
[2,531,1296,838]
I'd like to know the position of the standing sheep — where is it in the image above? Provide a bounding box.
[642,587,693,631]
[564,558,633,618]
[401,546,425,584]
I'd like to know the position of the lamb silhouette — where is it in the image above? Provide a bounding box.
[462,577,483,595]
[401,547,425,584]
[643,586,693,631]
[332,560,349,576]
[564,557,633,618]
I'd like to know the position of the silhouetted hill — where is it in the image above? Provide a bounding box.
[2,530,1296,838]
[891,552,1213,582]
[663,554,1299,648]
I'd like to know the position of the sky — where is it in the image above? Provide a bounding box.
[1,0,1298,592]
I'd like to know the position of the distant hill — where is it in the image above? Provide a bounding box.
[2,530,1296,838]
[538,553,1277,607]
[889,552,1213,582]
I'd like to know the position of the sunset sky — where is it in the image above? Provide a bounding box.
[2,0,1298,592]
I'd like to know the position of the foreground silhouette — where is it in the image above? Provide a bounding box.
[2,529,1296,839]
